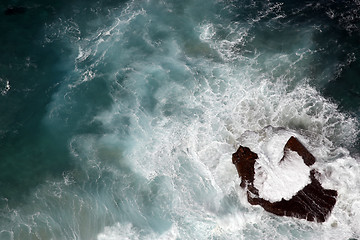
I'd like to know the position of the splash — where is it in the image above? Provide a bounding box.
[0,0,359,239]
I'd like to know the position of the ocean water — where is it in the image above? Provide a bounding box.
[0,0,360,239]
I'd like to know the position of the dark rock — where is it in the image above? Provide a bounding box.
[281,136,315,166]
[232,146,258,189]
[232,136,337,222]
[4,7,27,16]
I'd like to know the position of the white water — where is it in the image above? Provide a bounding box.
[1,0,360,239]
[254,148,311,202]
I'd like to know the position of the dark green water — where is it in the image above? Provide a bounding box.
[1,0,71,203]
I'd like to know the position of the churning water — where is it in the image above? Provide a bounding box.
[0,0,360,239]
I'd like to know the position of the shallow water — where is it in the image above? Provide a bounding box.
[0,0,360,239]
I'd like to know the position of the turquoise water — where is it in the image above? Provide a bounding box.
[0,0,360,239]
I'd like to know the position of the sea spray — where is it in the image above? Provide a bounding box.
[0,0,360,239]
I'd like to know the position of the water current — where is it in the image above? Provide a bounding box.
[0,0,360,239]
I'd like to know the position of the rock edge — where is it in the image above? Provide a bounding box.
[232,136,337,222]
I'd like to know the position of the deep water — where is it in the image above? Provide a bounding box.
[0,0,359,239]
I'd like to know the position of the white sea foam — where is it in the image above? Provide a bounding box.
[97,222,180,240]
[0,78,10,96]
[47,0,360,237]
[254,149,311,202]
[238,128,313,202]
[3,0,360,239]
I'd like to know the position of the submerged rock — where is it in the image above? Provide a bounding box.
[232,136,337,222]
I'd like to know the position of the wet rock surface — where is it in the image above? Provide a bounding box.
[232,136,337,222]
